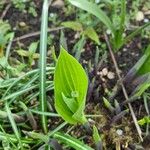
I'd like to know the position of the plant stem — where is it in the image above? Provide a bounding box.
[39,0,49,134]
[104,33,143,142]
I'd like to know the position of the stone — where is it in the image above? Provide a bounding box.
[136,11,144,21]
[107,72,115,79]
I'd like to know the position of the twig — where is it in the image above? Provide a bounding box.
[0,3,11,20]
[12,27,65,42]
[104,33,143,141]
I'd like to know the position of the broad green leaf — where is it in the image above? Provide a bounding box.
[68,0,115,35]
[83,27,100,45]
[54,47,88,124]
[62,21,83,31]
[54,132,94,150]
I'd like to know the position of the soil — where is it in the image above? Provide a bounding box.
[1,1,150,150]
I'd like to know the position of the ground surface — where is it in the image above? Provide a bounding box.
[0,0,150,150]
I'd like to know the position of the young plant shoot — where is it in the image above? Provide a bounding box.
[54,47,88,124]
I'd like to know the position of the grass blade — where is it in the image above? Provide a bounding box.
[124,22,150,44]
[5,102,22,148]
[68,0,115,34]
[54,132,94,150]
[39,0,49,133]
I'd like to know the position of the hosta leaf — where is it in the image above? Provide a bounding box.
[68,0,115,34]
[61,92,78,113]
[54,132,94,150]
[54,47,88,124]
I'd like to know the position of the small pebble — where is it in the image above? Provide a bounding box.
[101,77,106,82]
[19,22,26,27]
[144,18,149,23]
[116,129,123,136]
[107,72,115,79]
[144,10,150,15]
[136,11,144,21]
[74,32,80,39]
[49,13,55,18]
[52,0,64,8]
[123,48,127,52]
[97,71,103,76]
[83,60,88,64]
[117,52,121,56]
[88,118,95,124]
[102,68,108,76]
[135,53,139,57]
[106,29,111,35]
[95,0,101,3]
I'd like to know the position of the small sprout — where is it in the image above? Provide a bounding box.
[103,97,115,112]
[93,125,103,150]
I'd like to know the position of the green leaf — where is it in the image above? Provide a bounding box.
[16,49,29,57]
[124,22,150,45]
[61,92,78,113]
[131,74,150,98]
[5,102,22,148]
[39,0,49,133]
[54,132,94,150]
[138,116,150,126]
[60,30,68,50]
[73,36,86,61]
[68,0,115,35]
[29,42,38,54]
[125,45,150,98]
[23,131,49,143]
[62,21,83,31]
[103,97,115,112]
[83,27,100,45]
[126,45,150,79]
[92,125,101,143]
[54,47,88,124]
[137,45,150,75]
